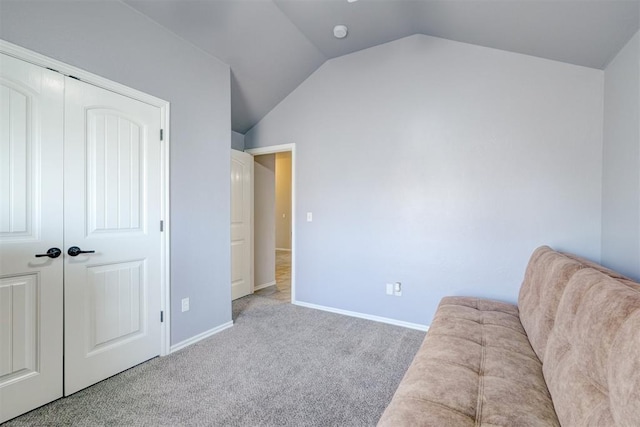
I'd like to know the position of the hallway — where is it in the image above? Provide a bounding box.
[255,250,291,302]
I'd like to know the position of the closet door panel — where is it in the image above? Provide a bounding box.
[0,53,64,424]
[63,77,162,396]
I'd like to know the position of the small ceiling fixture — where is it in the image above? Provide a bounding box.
[333,25,348,39]
[347,0,359,2]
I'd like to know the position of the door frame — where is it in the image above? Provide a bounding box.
[0,39,172,356]
[246,143,296,303]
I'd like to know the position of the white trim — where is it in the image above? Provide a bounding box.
[254,280,277,291]
[275,248,291,252]
[246,143,296,304]
[246,144,295,156]
[160,105,171,357]
[169,321,234,353]
[1,39,172,357]
[294,301,430,331]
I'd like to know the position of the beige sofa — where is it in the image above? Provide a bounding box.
[378,246,640,426]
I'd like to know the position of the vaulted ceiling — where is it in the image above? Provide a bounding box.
[123,0,640,134]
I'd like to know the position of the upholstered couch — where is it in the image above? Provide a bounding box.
[378,246,640,426]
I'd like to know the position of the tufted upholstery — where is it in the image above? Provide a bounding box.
[517,246,586,361]
[379,246,640,427]
[543,269,640,426]
[378,297,560,426]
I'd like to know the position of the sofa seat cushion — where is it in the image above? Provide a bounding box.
[378,296,560,427]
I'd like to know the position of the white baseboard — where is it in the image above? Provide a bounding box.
[293,301,429,331]
[170,321,233,353]
[275,248,291,252]
[254,280,276,291]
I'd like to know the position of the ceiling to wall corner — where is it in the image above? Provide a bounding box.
[123,0,640,134]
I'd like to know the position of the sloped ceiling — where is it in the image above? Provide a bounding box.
[124,0,640,134]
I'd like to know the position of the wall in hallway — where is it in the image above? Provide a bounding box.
[276,152,292,250]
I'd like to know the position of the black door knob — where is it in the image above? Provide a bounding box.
[67,246,96,257]
[35,248,62,258]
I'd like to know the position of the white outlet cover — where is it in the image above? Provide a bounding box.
[386,283,393,295]
[393,282,402,296]
[181,298,190,312]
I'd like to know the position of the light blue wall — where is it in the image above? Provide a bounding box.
[0,0,232,345]
[602,31,640,280]
[232,131,245,151]
[246,35,604,326]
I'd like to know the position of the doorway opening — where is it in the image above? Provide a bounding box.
[247,144,296,303]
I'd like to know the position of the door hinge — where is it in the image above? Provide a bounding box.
[160,220,164,232]
[160,311,164,322]
[160,129,164,141]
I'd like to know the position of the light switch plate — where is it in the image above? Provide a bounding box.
[386,283,393,295]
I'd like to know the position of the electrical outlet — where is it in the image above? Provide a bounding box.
[394,282,402,297]
[386,283,394,295]
[181,297,190,312]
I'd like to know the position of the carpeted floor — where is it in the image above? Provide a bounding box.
[6,295,425,426]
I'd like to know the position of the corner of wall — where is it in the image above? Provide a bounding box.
[232,131,245,151]
[601,30,640,280]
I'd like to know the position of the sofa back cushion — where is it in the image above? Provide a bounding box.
[562,252,630,281]
[518,246,585,361]
[543,268,640,425]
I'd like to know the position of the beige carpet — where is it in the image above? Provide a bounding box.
[6,294,425,426]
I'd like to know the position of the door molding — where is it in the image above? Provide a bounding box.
[0,39,172,356]
[246,143,296,303]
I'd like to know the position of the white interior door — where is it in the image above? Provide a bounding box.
[0,54,64,423]
[231,150,253,300]
[63,78,162,395]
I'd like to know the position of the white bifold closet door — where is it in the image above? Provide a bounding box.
[0,52,65,424]
[0,53,162,422]
[63,77,162,395]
